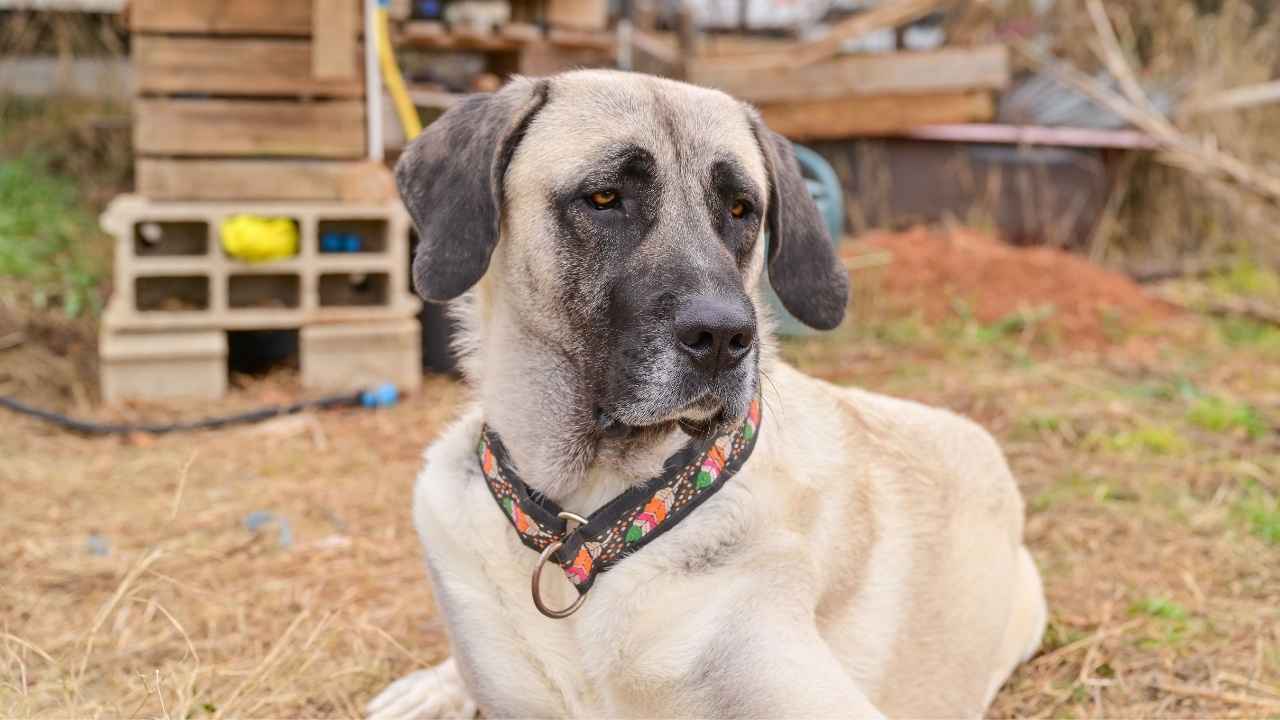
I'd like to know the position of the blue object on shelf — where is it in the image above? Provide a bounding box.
[765,143,846,337]
[321,232,364,253]
[415,0,442,19]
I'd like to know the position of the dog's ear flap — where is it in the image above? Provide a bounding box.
[748,113,849,330]
[396,78,549,302]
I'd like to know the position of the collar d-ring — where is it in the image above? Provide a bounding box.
[531,539,586,618]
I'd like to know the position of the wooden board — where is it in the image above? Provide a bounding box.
[519,43,613,76]
[136,159,393,201]
[547,0,608,32]
[130,0,316,35]
[690,45,1009,104]
[135,99,366,158]
[757,91,995,141]
[134,37,363,97]
[313,0,358,80]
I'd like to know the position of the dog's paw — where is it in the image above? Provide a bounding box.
[366,658,479,720]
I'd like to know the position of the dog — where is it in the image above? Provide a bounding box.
[368,69,1046,719]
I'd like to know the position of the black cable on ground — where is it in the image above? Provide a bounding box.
[0,389,372,436]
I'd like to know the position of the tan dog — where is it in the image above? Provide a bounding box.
[369,70,1046,719]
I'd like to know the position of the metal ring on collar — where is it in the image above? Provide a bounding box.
[530,540,586,619]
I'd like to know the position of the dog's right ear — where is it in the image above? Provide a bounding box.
[396,77,549,302]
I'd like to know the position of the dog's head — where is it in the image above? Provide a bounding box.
[397,70,847,440]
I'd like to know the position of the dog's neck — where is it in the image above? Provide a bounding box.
[453,280,690,510]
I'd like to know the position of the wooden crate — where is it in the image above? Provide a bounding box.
[131,0,386,202]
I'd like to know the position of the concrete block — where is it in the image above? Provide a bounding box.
[301,319,422,393]
[100,329,227,402]
[99,194,419,332]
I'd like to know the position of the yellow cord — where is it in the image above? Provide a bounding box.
[376,5,423,138]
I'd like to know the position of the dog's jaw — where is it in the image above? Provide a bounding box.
[447,280,688,505]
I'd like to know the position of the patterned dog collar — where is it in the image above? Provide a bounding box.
[477,395,762,618]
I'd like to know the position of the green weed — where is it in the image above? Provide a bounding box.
[0,155,108,316]
[974,305,1056,344]
[1186,395,1268,439]
[1216,316,1280,350]
[1235,481,1280,545]
[1104,425,1188,455]
[1210,261,1280,299]
[1130,597,1188,621]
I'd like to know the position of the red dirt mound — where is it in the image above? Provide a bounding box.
[855,227,1175,348]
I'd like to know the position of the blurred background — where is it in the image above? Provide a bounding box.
[1,1,1278,717]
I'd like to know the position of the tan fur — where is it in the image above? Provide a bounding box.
[368,71,1046,720]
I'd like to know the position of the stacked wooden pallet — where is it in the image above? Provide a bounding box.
[130,0,391,202]
[688,44,1009,140]
[99,0,422,402]
[631,0,1010,141]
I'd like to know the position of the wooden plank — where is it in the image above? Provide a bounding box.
[129,0,360,35]
[699,0,952,71]
[396,22,520,50]
[313,0,358,80]
[499,22,542,43]
[136,159,393,201]
[134,36,363,97]
[134,99,366,158]
[546,28,615,50]
[519,43,613,76]
[690,45,1009,104]
[0,0,123,10]
[757,91,994,141]
[547,0,608,31]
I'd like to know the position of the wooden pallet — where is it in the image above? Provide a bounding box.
[130,0,390,202]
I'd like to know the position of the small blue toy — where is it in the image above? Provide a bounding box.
[361,383,399,408]
[321,232,364,253]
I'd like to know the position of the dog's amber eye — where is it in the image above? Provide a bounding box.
[590,190,619,209]
[730,200,750,218]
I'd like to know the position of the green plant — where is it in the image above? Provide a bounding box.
[1105,425,1188,455]
[1130,597,1188,621]
[975,305,1057,344]
[1236,481,1280,545]
[0,155,108,316]
[1186,395,1268,439]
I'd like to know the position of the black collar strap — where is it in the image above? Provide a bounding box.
[477,395,762,617]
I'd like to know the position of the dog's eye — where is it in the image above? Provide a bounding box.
[730,199,751,219]
[589,190,620,209]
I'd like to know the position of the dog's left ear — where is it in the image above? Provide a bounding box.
[396,77,549,302]
[748,112,849,330]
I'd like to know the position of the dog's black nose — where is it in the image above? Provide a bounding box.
[674,294,755,373]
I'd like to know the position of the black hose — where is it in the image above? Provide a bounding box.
[0,391,364,436]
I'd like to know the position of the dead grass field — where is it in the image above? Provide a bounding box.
[3,236,1279,719]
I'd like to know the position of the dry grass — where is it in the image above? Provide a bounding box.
[3,259,1278,717]
[1,376,467,719]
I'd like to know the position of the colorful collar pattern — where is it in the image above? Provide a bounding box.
[478,395,762,596]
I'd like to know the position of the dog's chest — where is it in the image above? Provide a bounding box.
[417,433,767,716]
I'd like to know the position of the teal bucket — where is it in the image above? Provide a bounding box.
[765,143,845,336]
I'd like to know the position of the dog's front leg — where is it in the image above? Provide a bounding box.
[366,657,478,720]
[700,619,886,719]
[607,605,887,719]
